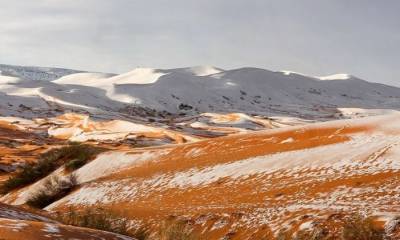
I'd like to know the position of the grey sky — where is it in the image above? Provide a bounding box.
[0,0,399,86]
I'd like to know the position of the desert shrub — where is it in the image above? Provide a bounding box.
[342,214,386,240]
[26,174,77,208]
[1,143,102,193]
[64,144,102,170]
[1,157,58,193]
[386,217,400,239]
[157,220,199,240]
[132,228,151,240]
[294,227,330,240]
[58,208,202,240]
[276,214,388,240]
[276,228,293,240]
[57,207,135,238]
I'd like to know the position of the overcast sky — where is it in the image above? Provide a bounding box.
[0,0,399,85]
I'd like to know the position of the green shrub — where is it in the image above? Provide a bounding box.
[1,143,102,193]
[26,174,77,208]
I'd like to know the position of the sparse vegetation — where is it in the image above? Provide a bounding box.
[63,142,104,170]
[157,219,200,240]
[26,174,78,208]
[54,210,395,240]
[1,143,102,193]
[342,214,386,240]
[132,228,151,240]
[293,227,330,240]
[57,207,133,237]
[277,214,388,240]
[178,103,193,111]
[57,208,201,240]
[276,228,293,240]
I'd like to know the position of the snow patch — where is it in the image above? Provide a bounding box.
[318,73,352,80]
[43,223,60,233]
[280,137,294,144]
[75,150,170,183]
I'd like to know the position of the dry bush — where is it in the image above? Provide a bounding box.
[26,174,77,208]
[58,209,201,240]
[157,220,200,240]
[276,214,387,240]
[57,207,137,238]
[294,227,331,240]
[63,143,103,170]
[342,214,386,240]
[1,143,102,193]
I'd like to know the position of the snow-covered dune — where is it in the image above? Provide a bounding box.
[0,203,134,239]
[1,63,400,239]
[1,64,400,121]
[43,113,400,239]
[0,64,83,81]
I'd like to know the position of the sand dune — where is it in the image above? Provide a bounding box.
[1,64,400,239]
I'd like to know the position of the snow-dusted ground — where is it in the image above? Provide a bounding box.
[0,203,134,240]
[1,64,400,121]
[45,113,400,207]
[37,113,400,238]
[0,64,83,81]
[1,63,400,238]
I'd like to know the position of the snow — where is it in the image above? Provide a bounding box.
[46,180,132,207]
[38,113,400,239]
[182,66,223,76]
[337,108,398,118]
[4,63,398,240]
[44,113,196,143]
[0,64,82,81]
[0,217,135,239]
[280,137,294,144]
[2,167,67,205]
[318,73,352,80]
[279,70,309,77]
[107,68,167,84]
[0,116,35,130]
[48,114,400,208]
[188,113,310,133]
[0,219,29,232]
[149,115,400,189]
[1,64,400,121]
[75,150,170,183]
[52,132,400,209]
[298,221,313,230]
[42,223,60,233]
[185,148,204,158]
[278,70,352,81]
[53,72,115,86]
[0,204,54,222]
[167,136,377,187]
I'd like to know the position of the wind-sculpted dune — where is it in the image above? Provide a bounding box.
[1,64,400,239]
[2,113,393,239]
